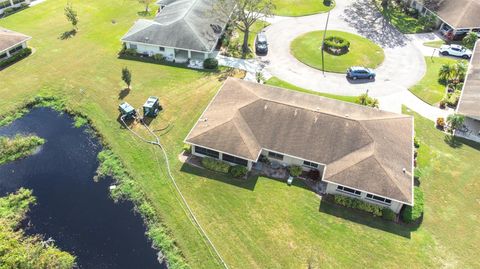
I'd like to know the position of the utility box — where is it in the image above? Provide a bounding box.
[119,102,136,119]
[143,96,162,117]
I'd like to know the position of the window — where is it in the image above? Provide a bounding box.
[0,1,12,9]
[9,46,23,55]
[303,160,318,169]
[366,194,392,205]
[194,146,219,159]
[129,44,137,50]
[336,185,361,196]
[12,0,25,4]
[268,151,284,160]
[159,47,165,52]
[222,154,248,166]
[0,53,7,59]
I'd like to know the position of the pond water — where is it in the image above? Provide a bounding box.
[0,107,164,269]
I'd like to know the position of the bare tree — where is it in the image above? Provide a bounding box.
[138,0,155,13]
[217,0,274,54]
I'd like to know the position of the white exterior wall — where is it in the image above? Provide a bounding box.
[325,182,404,214]
[0,41,28,61]
[125,42,207,61]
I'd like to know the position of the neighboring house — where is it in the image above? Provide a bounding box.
[121,0,234,63]
[0,0,30,15]
[0,27,31,63]
[184,78,414,213]
[403,0,480,38]
[456,41,480,142]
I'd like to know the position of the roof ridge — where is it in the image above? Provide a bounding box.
[232,113,262,158]
[121,20,155,39]
[184,18,209,51]
[324,143,375,178]
[186,118,232,141]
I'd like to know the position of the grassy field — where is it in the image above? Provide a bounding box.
[409,57,458,105]
[1,1,480,268]
[266,76,357,103]
[272,0,334,16]
[290,30,385,73]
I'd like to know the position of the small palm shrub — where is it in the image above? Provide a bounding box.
[203,58,218,69]
[229,165,248,178]
[288,165,303,177]
[201,157,230,173]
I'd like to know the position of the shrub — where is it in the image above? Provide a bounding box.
[402,186,424,223]
[182,144,191,153]
[153,54,164,61]
[436,117,445,129]
[333,195,384,217]
[445,90,461,107]
[203,58,218,69]
[413,137,420,148]
[307,169,321,181]
[201,157,230,173]
[0,47,32,68]
[439,99,446,109]
[288,165,303,177]
[123,48,138,56]
[382,208,396,221]
[324,36,350,55]
[0,134,45,165]
[229,165,248,178]
[414,167,422,180]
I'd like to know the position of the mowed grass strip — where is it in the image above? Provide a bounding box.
[272,0,334,16]
[290,30,385,73]
[409,57,459,105]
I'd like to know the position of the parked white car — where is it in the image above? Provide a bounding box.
[439,44,472,59]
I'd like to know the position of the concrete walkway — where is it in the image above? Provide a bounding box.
[218,0,453,121]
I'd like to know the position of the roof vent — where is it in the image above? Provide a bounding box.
[316,107,321,111]
[294,109,298,117]
[402,168,406,173]
[200,117,208,122]
[264,104,268,110]
[345,114,349,118]
[145,36,149,41]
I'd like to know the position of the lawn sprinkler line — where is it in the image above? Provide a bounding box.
[120,115,229,269]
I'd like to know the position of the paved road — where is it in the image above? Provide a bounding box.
[258,0,451,120]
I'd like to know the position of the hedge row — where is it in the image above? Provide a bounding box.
[401,186,424,223]
[201,157,248,178]
[333,194,395,219]
[0,47,32,68]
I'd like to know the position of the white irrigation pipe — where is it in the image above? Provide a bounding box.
[120,115,229,269]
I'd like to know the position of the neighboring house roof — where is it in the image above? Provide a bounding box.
[421,0,480,29]
[457,41,480,119]
[121,0,233,52]
[0,28,31,52]
[185,78,414,204]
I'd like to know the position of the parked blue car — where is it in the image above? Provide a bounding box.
[346,66,376,80]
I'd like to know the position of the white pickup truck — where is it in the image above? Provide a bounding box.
[439,44,473,59]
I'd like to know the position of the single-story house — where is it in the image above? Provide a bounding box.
[456,41,480,142]
[121,0,234,63]
[184,78,414,213]
[0,0,29,15]
[0,27,31,62]
[403,0,480,38]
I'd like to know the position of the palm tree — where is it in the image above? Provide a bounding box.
[438,63,453,83]
[446,113,465,135]
[462,32,478,50]
[452,61,468,83]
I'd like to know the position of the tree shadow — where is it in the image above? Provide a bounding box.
[342,0,408,48]
[118,88,130,100]
[444,134,463,148]
[180,162,259,191]
[137,11,152,17]
[59,29,77,40]
[319,197,417,238]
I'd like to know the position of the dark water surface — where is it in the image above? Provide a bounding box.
[0,107,163,269]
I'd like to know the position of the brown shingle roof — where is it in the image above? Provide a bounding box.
[457,41,480,119]
[423,0,480,29]
[185,78,414,204]
[0,28,31,52]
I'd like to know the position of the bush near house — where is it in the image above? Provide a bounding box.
[333,195,384,217]
[402,186,424,223]
[203,58,218,70]
[201,157,230,173]
[288,165,303,177]
[382,208,396,221]
[229,165,248,178]
[0,48,32,69]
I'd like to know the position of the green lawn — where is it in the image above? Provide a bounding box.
[227,21,269,59]
[290,30,385,73]
[423,40,446,48]
[272,0,334,16]
[374,1,428,34]
[409,57,459,105]
[266,76,357,103]
[1,1,480,268]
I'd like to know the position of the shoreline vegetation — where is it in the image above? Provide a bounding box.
[0,188,75,268]
[0,134,45,165]
[0,95,189,268]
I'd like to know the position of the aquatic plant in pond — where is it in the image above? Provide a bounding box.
[0,135,45,165]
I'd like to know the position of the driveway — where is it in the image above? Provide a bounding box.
[259,0,450,120]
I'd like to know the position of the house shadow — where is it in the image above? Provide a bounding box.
[180,162,259,191]
[118,88,130,100]
[59,29,77,40]
[444,135,463,148]
[319,197,418,238]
